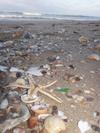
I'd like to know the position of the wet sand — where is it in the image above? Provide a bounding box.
[0,19,100,133]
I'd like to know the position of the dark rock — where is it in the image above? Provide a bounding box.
[24,32,32,39]
[16,72,22,78]
[47,56,56,62]
[91,124,100,132]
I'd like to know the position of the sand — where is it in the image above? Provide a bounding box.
[0,19,100,133]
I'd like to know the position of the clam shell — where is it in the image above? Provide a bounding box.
[0,104,30,133]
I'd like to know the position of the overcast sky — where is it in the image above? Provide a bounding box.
[0,0,100,16]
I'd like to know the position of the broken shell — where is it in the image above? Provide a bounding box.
[16,78,26,86]
[27,116,38,128]
[87,54,100,61]
[31,104,49,114]
[1,104,30,133]
[79,36,89,44]
[21,94,39,104]
[38,114,51,121]
[0,99,8,109]
[43,116,66,133]
[13,127,25,133]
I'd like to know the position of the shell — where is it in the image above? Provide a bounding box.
[44,116,66,133]
[31,104,49,114]
[79,36,89,44]
[21,94,39,104]
[16,78,26,86]
[87,54,100,61]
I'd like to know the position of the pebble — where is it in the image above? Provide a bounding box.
[94,44,100,51]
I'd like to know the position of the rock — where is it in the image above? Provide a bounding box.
[91,124,100,132]
[78,120,91,133]
[47,56,56,62]
[94,44,100,51]
[0,30,23,42]
[87,54,100,61]
[0,99,8,109]
[42,116,66,133]
[4,40,13,47]
[79,36,89,45]
[24,32,32,39]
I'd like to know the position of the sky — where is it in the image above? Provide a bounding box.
[0,0,100,16]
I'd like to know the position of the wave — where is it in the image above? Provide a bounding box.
[0,12,100,21]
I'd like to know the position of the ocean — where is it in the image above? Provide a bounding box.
[0,12,100,21]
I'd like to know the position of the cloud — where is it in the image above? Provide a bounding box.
[0,0,100,16]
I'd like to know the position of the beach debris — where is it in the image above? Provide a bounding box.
[0,65,8,72]
[42,116,66,133]
[13,127,25,133]
[78,120,91,133]
[27,67,43,76]
[94,44,100,51]
[0,99,8,109]
[79,36,89,45]
[56,87,70,94]
[87,54,100,61]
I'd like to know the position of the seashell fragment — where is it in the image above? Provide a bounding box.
[87,54,100,61]
[79,36,89,44]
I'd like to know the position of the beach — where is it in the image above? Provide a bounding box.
[0,19,100,133]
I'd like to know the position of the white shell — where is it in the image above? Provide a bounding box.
[78,120,91,133]
[44,116,66,133]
